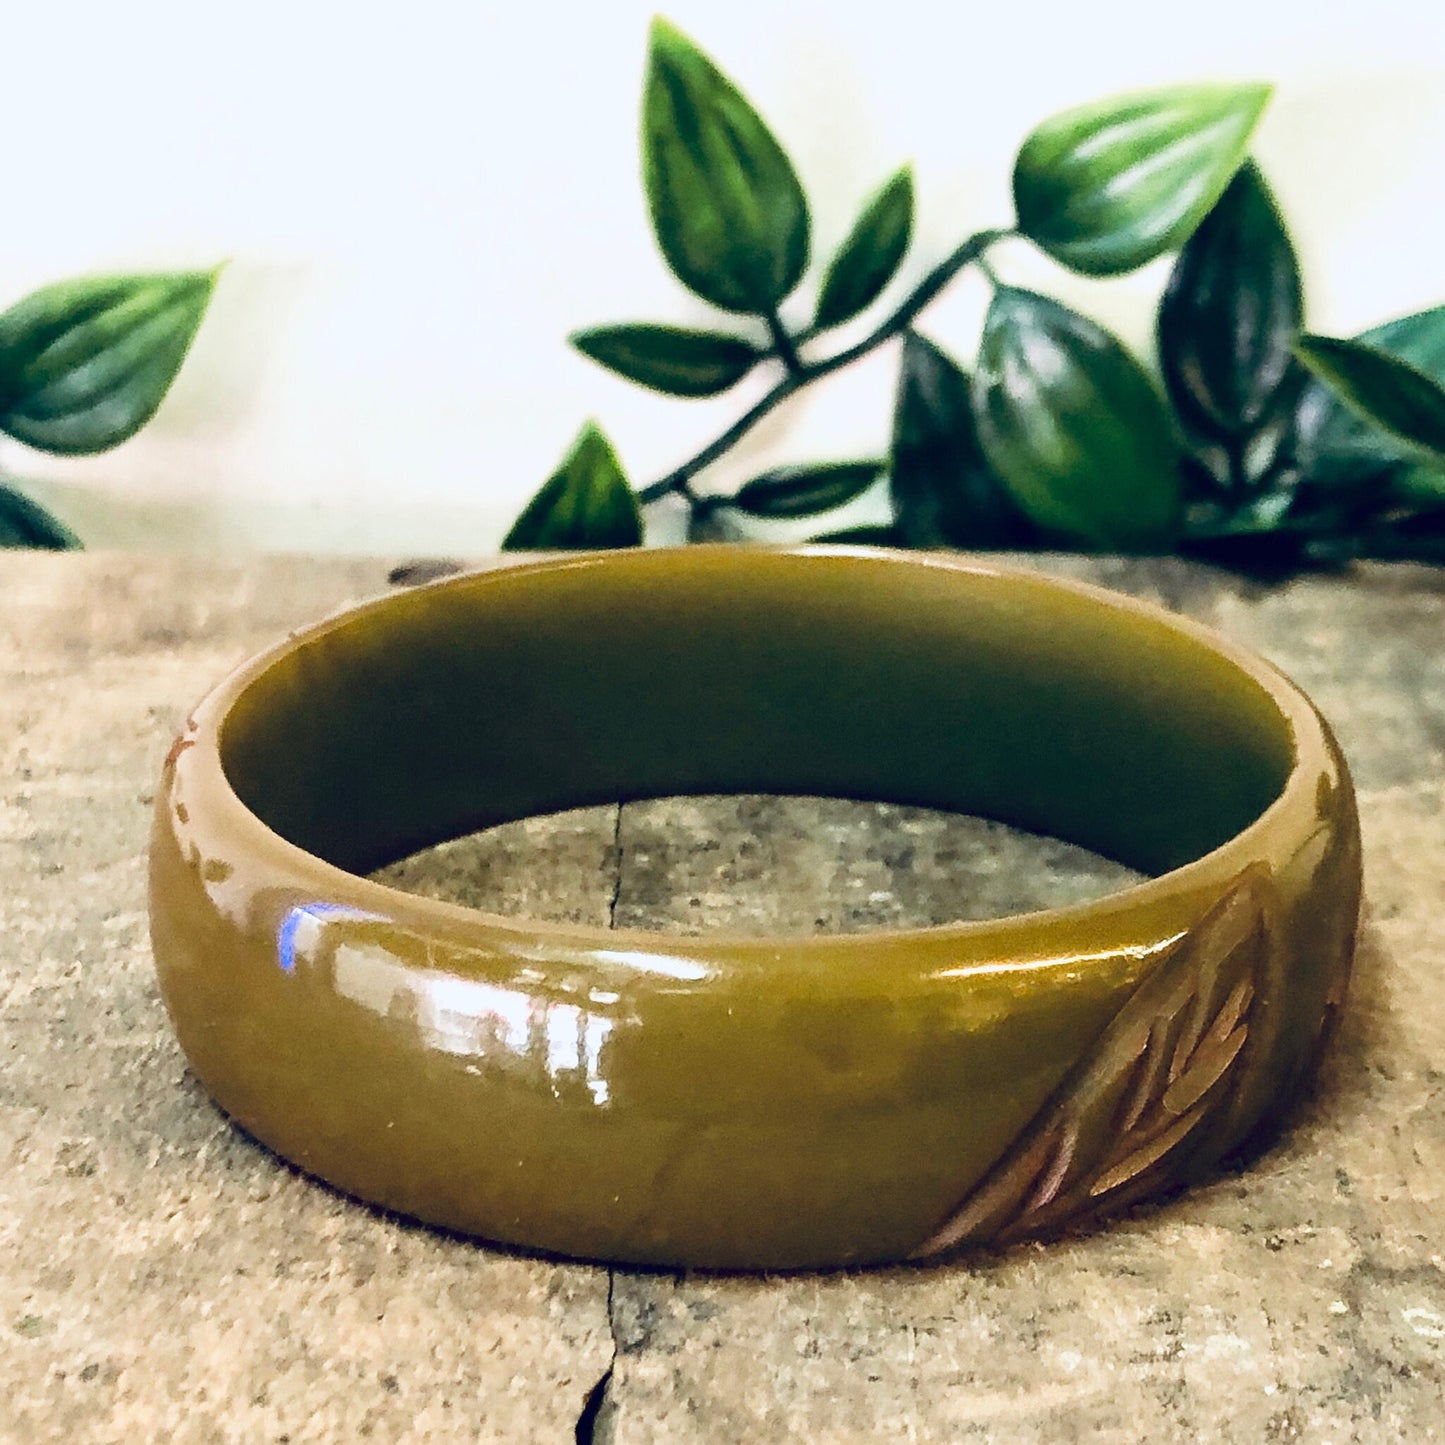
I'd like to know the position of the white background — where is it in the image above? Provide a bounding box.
[10,0,1445,552]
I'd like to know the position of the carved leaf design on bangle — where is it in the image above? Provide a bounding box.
[911,866,1275,1258]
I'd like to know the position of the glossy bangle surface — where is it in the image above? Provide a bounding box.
[148,547,1361,1270]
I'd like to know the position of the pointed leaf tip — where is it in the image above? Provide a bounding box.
[502,424,643,551]
[1294,334,1445,463]
[0,483,81,549]
[1014,82,1272,276]
[1291,303,1445,488]
[814,166,915,331]
[642,20,810,313]
[733,460,883,518]
[648,15,689,52]
[571,323,760,396]
[1158,160,1303,456]
[0,271,217,455]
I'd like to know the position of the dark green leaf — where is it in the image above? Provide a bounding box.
[1295,334,1445,462]
[972,288,1182,550]
[1181,480,1326,579]
[1237,372,1312,486]
[571,324,761,397]
[1389,461,1445,506]
[1158,162,1302,442]
[733,460,882,518]
[0,484,80,549]
[1184,486,1297,541]
[502,423,643,550]
[1302,506,1445,566]
[810,524,905,546]
[685,506,732,543]
[889,331,1036,548]
[1176,364,1312,498]
[0,270,218,455]
[1181,527,1314,578]
[642,18,810,314]
[1293,305,1445,485]
[1013,84,1271,277]
[814,168,914,331]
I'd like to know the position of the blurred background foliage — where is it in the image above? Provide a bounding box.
[501,20,1445,574]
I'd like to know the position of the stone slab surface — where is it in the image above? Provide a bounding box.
[0,557,613,1445]
[3,552,1444,1443]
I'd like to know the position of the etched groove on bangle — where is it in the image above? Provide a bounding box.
[911,866,1279,1258]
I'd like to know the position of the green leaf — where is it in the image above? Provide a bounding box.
[0,270,218,455]
[1294,334,1445,462]
[642,18,810,314]
[1389,460,1445,506]
[1013,84,1271,277]
[1292,305,1445,485]
[502,424,643,551]
[1361,507,1445,564]
[1158,161,1302,442]
[889,331,1036,548]
[972,288,1183,550]
[0,484,81,549]
[1180,527,1313,580]
[813,168,914,330]
[733,460,882,518]
[1300,506,1445,567]
[571,324,761,397]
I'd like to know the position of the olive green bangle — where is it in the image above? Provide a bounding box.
[148,547,1360,1270]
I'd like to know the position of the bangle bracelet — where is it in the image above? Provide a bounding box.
[149,547,1361,1270]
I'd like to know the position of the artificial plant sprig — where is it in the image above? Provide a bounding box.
[0,270,220,549]
[503,18,1445,574]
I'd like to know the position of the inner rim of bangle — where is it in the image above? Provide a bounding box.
[217,551,1297,883]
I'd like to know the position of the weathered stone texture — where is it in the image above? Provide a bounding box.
[3,553,1442,1443]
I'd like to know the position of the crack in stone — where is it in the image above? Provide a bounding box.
[576,1270,619,1445]
[607,804,624,931]
[580,814,626,1445]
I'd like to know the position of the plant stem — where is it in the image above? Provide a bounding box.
[976,255,1003,289]
[636,227,1010,506]
[766,311,803,376]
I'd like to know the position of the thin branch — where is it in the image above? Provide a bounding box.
[636,228,1010,506]
[766,311,803,376]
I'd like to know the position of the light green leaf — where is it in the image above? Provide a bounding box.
[502,424,643,550]
[814,168,914,330]
[1294,334,1445,463]
[0,270,218,454]
[642,18,810,314]
[571,323,761,397]
[1013,84,1271,277]
[733,460,882,518]
[0,484,81,549]
[972,289,1182,550]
